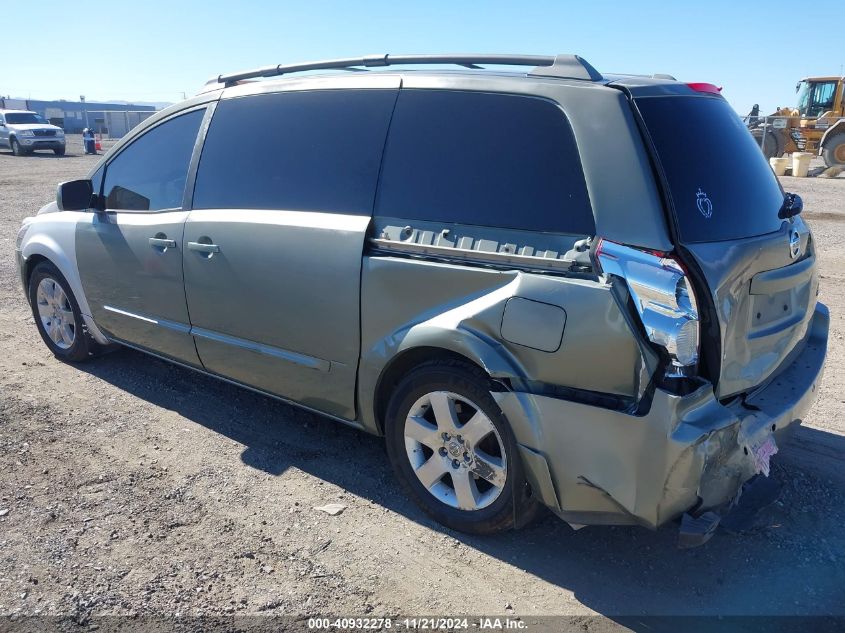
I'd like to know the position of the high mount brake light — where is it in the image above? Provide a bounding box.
[687,82,722,95]
[595,239,700,377]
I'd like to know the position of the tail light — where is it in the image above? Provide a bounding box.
[687,82,722,95]
[595,239,700,377]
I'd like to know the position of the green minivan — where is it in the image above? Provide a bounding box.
[16,54,827,543]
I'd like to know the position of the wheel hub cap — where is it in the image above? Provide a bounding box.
[446,439,463,458]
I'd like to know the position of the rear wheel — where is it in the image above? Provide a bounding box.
[384,359,537,534]
[822,133,845,168]
[28,261,96,362]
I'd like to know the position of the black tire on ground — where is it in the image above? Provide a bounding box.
[821,133,845,168]
[750,127,780,160]
[10,137,26,156]
[53,146,66,156]
[384,358,539,534]
[28,261,97,362]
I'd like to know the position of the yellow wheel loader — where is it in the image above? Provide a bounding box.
[748,76,845,167]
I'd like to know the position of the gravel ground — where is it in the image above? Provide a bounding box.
[0,135,844,628]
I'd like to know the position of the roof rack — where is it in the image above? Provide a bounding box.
[212,53,603,87]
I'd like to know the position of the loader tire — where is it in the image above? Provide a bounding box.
[751,127,780,160]
[822,134,845,168]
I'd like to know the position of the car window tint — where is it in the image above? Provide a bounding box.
[193,90,397,214]
[103,109,203,211]
[636,95,784,243]
[375,90,594,235]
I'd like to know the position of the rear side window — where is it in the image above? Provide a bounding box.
[103,109,203,211]
[193,90,397,215]
[375,90,594,235]
[636,96,784,243]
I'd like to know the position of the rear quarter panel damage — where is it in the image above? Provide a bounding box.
[494,304,827,528]
[356,255,645,435]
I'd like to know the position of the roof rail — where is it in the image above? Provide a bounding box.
[212,53,603,87]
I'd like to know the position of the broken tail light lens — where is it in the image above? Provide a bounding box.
[595,239,700,376]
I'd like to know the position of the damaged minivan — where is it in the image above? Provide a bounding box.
[16,54,827,542]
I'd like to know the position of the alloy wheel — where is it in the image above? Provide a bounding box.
[36,277,76,350]
[403,390,507,511]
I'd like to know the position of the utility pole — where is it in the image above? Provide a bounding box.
[80,95,89,128]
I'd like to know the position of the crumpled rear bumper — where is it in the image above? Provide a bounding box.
[494,302,828,529]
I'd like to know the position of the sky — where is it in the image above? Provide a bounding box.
[4,0,843,114]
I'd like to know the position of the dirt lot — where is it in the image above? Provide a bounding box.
[1,136,844,629]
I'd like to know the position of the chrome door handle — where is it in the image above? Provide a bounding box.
[187,241,220,253]
[149,237,176,248]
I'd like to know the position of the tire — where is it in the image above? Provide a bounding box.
[53,146,66,156]
[10,137,26,156]
[822,133,845,168]
[384,359,537,534]
[751,127,780,160]
[28,261,96,362]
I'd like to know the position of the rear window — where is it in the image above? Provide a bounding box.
[636,95,784,243]
[376,90,594,235]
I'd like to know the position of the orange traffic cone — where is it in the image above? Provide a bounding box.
[95,134,102,151]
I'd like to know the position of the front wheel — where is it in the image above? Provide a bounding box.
[53,146,66,156]
[28,261,96,362]
[384,360,537,534]
[10,137,26,156]
[822,133,845,168]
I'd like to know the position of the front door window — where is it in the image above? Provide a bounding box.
[102,109,203,212]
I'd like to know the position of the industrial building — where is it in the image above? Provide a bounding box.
[0,97,157,135]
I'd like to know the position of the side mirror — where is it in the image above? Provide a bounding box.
[56,179,95,211]
[778,192,803,219]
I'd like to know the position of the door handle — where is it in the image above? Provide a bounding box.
[187,241,220,254]
[149,237,176,249]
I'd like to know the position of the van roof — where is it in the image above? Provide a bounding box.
[199,53,688,97]
[207,54,602,87]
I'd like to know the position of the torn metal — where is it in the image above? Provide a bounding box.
[493,304,827,530]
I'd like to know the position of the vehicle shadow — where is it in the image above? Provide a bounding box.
[76,347,845,624]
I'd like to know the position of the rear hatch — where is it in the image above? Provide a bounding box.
[634,92,818,399]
